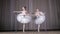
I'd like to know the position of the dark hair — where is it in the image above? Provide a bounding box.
[24,6,26,10]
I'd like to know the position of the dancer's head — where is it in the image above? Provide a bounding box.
[22,6,26,11]
[36,9,39,12]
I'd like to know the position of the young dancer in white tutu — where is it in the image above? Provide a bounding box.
[17,6,31,32]
[34,9,45,32]
[17,7,31,23]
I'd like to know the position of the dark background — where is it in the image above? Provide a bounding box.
[0,0,60,31]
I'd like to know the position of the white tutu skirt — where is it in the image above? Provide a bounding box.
[35,16,45,24]
[17,14,31,23]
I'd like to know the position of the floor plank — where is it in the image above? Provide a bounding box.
[0,31,60,34]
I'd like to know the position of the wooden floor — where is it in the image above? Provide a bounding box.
[0,31,60,34]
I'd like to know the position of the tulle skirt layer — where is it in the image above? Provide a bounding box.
[17,14,31,23]
[35,16,45,24]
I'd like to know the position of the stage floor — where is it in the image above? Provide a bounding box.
[0,31,60,34]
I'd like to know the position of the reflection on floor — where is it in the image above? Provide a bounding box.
[0,31,60,34]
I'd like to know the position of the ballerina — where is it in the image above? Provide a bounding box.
[34,9,45,32]
[16,6,31,32]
